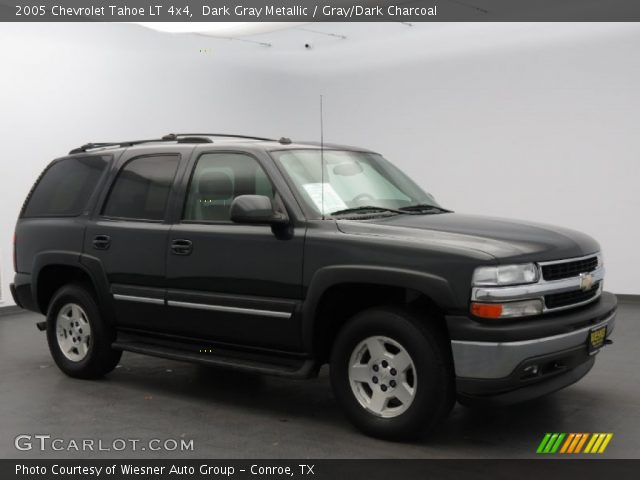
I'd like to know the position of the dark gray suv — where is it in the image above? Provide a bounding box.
[11,133,617,439]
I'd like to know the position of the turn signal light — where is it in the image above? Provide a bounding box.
[471,299,543,319]
[471,303,504,318]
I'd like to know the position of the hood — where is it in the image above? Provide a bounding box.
[336,213,600,263]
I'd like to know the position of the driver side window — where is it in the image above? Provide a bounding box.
[183,153,275,223]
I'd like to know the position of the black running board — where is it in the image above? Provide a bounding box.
[112,340,317,379]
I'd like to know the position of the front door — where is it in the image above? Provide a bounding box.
[165,151,305,351]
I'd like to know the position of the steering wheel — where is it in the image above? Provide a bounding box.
[352,193,375,205]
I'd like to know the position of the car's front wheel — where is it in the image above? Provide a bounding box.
[330,306,454,440]
[46,284,122,379]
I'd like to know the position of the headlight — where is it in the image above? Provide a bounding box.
[472,263,539,286]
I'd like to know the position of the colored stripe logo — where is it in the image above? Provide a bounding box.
[537,433,613,454]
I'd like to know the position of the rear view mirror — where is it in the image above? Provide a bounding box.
[333,162,363,176]
[230,195,289,225]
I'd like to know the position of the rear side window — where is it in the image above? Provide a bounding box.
[22,156,109,217]
[102,155,180,221]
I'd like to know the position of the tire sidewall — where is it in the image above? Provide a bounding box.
[46,284,113,377]
[330,307,452,439]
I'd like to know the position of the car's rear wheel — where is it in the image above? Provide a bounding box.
[330,306,454,440]
[46,284,122,379]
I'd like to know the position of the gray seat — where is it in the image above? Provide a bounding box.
[190,170,234,222]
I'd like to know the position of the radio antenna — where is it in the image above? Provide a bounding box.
[320,94,325,220]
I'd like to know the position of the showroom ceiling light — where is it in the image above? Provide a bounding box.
[133,22,306,37]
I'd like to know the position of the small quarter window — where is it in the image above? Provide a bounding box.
[22,156,109,217]
[102,155,180,221]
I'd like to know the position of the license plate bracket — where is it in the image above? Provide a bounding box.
[588,325,607,354]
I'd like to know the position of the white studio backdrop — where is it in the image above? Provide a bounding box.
[0,22,638,304]
[0,23,309,304]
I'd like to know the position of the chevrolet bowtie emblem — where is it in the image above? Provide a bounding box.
[579,272,594,291]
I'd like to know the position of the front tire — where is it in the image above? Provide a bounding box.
[330,306,454,440]
[46,284,122,379]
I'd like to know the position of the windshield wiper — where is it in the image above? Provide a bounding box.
[399,204,452,214]
[330,205,417,217]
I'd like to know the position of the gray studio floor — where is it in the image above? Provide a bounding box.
[1,301,638,459]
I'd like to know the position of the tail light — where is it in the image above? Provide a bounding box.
[13,231,17,272]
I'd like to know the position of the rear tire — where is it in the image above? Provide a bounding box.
[330,306,454,440]
[46,284,122,379]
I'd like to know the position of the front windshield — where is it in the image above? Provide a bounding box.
[271,149,441,217]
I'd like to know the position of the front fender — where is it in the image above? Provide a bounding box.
[301,265,457,352]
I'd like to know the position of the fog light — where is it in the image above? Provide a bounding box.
[471,299,543,319]
[523,365,539,376]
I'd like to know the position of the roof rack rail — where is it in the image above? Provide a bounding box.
[68,136,213,155]
[69,133,277,155]
[69,142,123,154]
[162,133,276,142]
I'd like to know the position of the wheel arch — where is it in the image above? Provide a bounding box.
[302,266,456,362]
[32,252,115,322]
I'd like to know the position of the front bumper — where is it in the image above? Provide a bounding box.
[447,291,617,405]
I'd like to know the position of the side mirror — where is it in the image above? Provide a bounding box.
[230,195,289,225]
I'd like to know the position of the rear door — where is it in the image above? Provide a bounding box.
[83,146,192,332]
[164,149,306,351]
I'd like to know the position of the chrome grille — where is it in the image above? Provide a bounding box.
[541,256,598,281]
[544,282,601,310]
